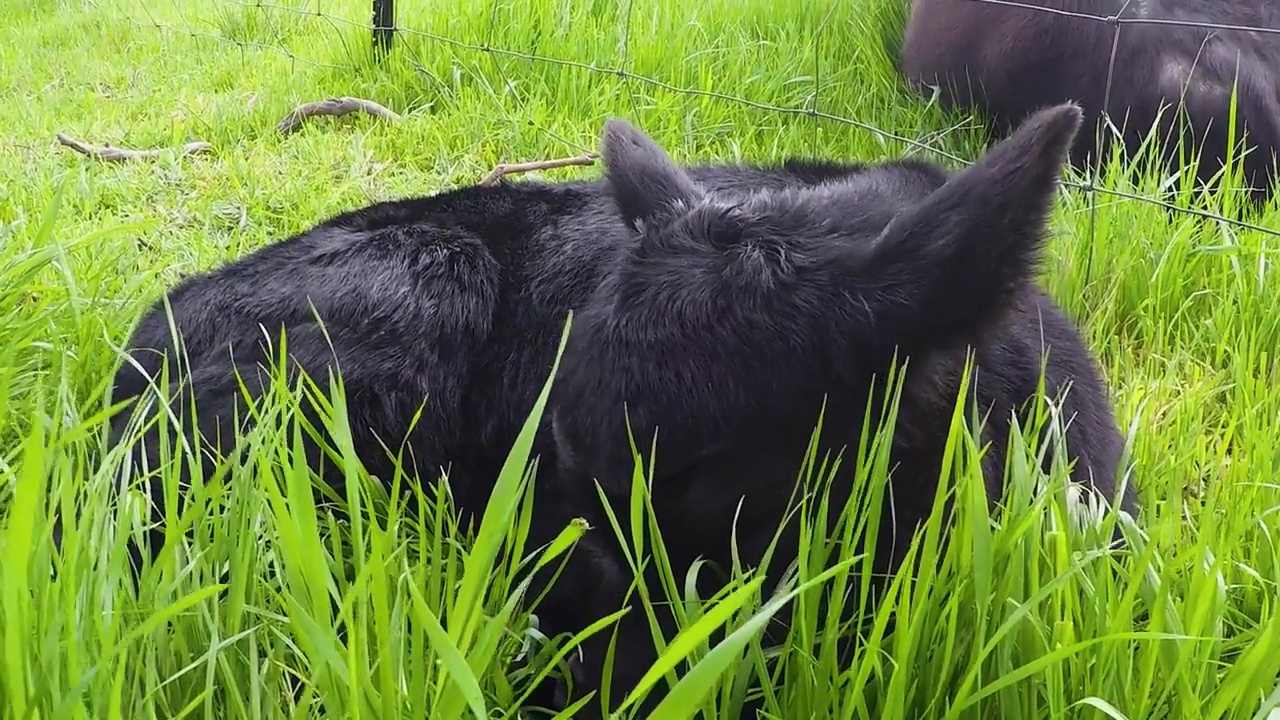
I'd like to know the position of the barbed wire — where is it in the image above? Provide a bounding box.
[969,0,1280,35]
[112,0,1280,241]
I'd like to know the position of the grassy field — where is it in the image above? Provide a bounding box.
[2,0,1280,717]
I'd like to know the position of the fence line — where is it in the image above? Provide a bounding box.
[121,0,1280,240]
[966,0,1280,35]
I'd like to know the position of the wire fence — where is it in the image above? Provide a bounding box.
[117,0,1280,241]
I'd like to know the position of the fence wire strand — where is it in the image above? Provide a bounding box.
[116,0,1280,240]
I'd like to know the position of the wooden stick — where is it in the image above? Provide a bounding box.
[478,152,600,187]
[276,96,402,135]
[55,133,212,162]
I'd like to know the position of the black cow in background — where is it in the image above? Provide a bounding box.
[95,103,1136,718]
[899,0,1280,206]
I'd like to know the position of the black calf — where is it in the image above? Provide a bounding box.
[545,103,1137,715]
[97,103,1135,717]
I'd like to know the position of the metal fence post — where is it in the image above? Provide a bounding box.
[372,0,395,56]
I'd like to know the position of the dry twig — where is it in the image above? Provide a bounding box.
[276,96,402,135]
[55,133,212,162]
[478,152,600,187]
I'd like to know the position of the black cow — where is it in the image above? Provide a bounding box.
[98,103,1136,717]
[899,0,1280,205]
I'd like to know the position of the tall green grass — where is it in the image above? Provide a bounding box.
[1,0,1279,717]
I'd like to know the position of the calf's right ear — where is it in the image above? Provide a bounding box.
[850,102,1084,353]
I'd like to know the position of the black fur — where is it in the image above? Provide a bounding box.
[97,104,1136,717]
[99,159,883,574]
[899,0,1280,205]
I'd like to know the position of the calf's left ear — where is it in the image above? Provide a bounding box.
[600,118,704,231]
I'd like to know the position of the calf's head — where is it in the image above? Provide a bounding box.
[595,102,1084,365]
[551,103,1086,499]
[545,103,1092,717]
